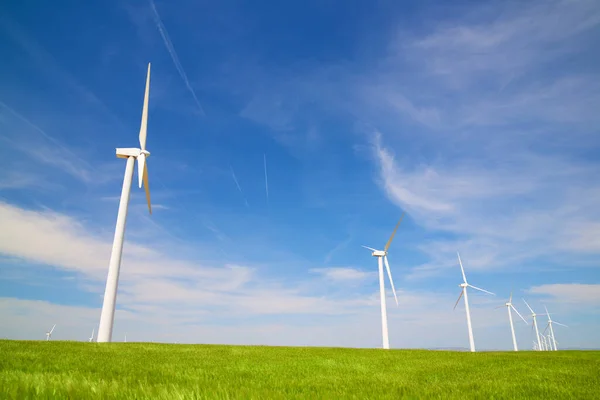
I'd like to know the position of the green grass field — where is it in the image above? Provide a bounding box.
[1,340,598,399]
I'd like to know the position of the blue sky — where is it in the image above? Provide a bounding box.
[1,0,599,350]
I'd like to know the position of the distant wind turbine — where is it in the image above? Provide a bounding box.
[523,299,542,351]
[97,63,153,343]
[88,328,95,343]
[453,252,495,353]
[496,291,527,351]
[361,212,405,349]
[541,306,568,351]
[45,324,56,341]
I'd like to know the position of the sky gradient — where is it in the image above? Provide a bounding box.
[1,0,599,350]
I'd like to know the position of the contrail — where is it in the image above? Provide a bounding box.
[149,0,205,116]
[263,153,269,204]
[229,165,249,208]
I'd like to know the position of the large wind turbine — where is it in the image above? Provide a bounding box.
[541,306,568,351]
[45,324,56,341]
[496,292,527,351]
[523,299,542,351]
[97,63,153,343]
[453,252,495,352]
[362,212,404,349]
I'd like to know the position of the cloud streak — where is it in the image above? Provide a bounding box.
[149,0,205,116]
[0,100,93,183]
[229,165,249,207]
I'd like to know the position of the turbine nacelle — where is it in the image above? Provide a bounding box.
[372,250,387,257]
[115,148,151,159]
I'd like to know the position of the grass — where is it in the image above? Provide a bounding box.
[1,340,599,399]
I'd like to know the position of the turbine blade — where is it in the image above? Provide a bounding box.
[384,212,405,252]
[509,290,513,303]
[137,152,146,189]
[143,161,152,214]
[543,323,549,334]
[453,290,464,310]
[50,324,56,334]
[468,284,495,296]
[361,245,378,252]
[544,305,550,317]
[511,305,528,324]
[522,298,534,314]
[139,63,151,151]
[553,321,568,328]
[383,256,399,306]
[457,252,467,283]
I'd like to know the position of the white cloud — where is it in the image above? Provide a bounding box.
[371,133,600,276]
[527,284,600,305]
[310,267,375,282]
[0,201,378,318]
[409,0,600,84]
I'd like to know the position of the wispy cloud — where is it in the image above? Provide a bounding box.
[310,267,375,282]
[149,0,205,116]
[0,100,93,183]
[229,165,249,208]
[0,15,127,131]
[372,131,600,277]
[527,284,600,305]
[324,236,353,264]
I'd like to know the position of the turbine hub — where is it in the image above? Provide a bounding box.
[140,149,150,157]
[459,283,467,288]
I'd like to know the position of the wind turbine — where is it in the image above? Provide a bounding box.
[523,299,542,351]
[88,328,95,343]
[45,324,56,341]
[496,291,527,351]
[97,63,153,343]
[541,306,567,351]
[453,252,495,353]
[361,212,404,349]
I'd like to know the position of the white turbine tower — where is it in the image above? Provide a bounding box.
[523,299,542,351]
[541,306,567,351]
[45,324,56,341]
[88,328,95,343]
[540,335,547,351]
[496,291,527,351]
[362,212,404,350]
[453,252,495,353]
[97,63,153,343]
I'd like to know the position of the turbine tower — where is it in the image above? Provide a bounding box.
[495,291,527,351]
[453,252,495,352]
[45,324,56,341]
[362,212,405,349]
[541,306,568,351]
[97,63,153,343]
[523,299,542,351]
